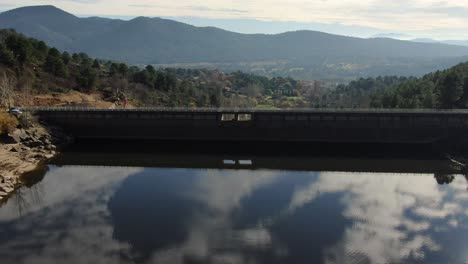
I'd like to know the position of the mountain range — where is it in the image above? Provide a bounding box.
[412,38,468,47]
[1,5,468,80]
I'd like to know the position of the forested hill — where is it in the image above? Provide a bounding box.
[2,28,468,110]
[0,29,304,109]
[2,5,468,80]
[370,62,468,109]
[315,61,468,109]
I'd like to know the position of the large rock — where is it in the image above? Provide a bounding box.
[8,129,24,143]
[0,185,14,193]
[9,145,21,152]
[33,153,46,159]
[8,129,30,144]
[23,138,43,148]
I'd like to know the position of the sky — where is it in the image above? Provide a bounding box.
[1,0,468,40]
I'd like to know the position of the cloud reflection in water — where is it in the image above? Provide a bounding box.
[0,167,467,264]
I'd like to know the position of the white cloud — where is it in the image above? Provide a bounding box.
[0,166,140,263]
[414,202,462,219]
[190,169,280,213]
[147,169,282,263]
[288,172,467,264]
[0,165,142,221]
[239,228,272,248]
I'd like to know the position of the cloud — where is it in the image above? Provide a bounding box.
[186,6,248,14]
[288,172,468,263]
[128,4,169,8]
[0,165,143,222]
[58,0,103,3]
[1,167,467,263]
[145,169,283,263]
[0,167,285,264]
[0,166,141,263]
[414,202,462,219]
[190,169,280,213]
[0,3,15,12]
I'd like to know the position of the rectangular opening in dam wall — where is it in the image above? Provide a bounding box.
[237,114,252,121]
[222,113,236,121]
[221,113,252,122]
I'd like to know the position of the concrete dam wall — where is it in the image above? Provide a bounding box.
[31,108,468,144]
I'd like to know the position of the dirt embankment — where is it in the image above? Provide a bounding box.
[30,91,114,108]
[0,123,72,202]
[0,90,135,202]
[16,90,135,109]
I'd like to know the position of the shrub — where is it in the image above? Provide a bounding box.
[0,112,18,136]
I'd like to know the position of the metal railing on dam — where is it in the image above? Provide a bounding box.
[28,107,468,143]
[24,106,468,114]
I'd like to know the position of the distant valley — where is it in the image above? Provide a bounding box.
[1,5,468,81]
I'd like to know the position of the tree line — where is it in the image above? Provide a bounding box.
[316,76,413,108]
[2,28,467,110]
[0,29,303,108]
[370,62,468,109]
[314,62,468,110]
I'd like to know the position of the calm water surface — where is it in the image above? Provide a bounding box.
[1,154,468,264]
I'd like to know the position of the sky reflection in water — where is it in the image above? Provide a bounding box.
[0,166,468,264]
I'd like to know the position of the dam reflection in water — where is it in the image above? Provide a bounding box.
[0,154,468,264]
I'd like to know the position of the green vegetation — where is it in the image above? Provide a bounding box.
[1,28,467,110]
[0,29,303,108]
[312,62,468,110]
[371,62,468,109]
[317,76,413,108]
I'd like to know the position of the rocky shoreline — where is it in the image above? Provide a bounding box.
[0,123,71,202]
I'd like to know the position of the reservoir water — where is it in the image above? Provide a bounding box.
[1,144,468,264]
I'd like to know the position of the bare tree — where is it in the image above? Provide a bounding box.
[0,72,16,109]
[110,75,129,107]
[18,77,33,105]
